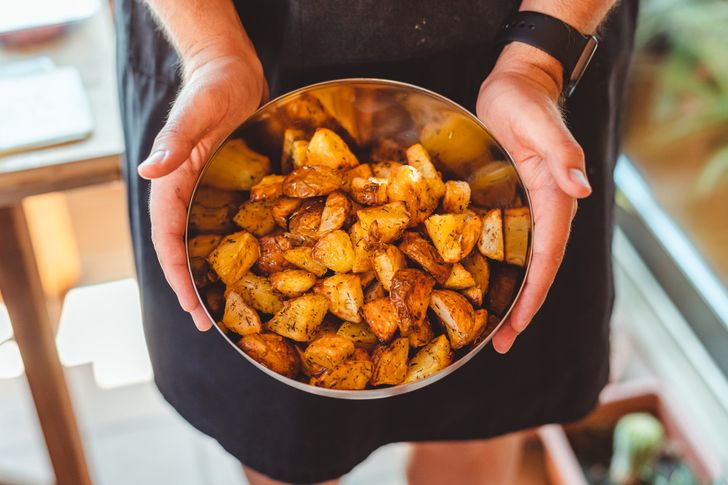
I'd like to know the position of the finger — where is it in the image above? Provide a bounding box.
[191,305,213,332]
[492,324,518,354]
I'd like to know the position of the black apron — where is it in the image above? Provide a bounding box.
[115,1,638,482]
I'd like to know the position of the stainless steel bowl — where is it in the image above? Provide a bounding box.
[185,79,533,399]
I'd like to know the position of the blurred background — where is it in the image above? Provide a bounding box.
[0,0,727,484]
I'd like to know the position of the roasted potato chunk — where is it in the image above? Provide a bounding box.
[349,222,374,273]
[188,234,222,258]
[429,290,478,349]
[282,246,328,277]
[250,175,285,202]
[271,197,303,229]
[404,334,453,383]
[442,180,471,213]
[189,204,236,234]
[361,297,399,342]
[389,269,436,336]
[282,165,343,198]
[407,317,434,348]
[363,280,387,303]
[238,333,299,378]
[424,212,482,263]
[203,285,226,320]
[398,232,452,285]
[460,286,483,307]
[288,199,325,241]
[281,128,307,173]
[343,163,374,192]
[229,273,284,314]
[371,244,407,291]
[206,231,260,286]
[357,202,410,243]
[193,187,243,210]
[269,269,317,297]
[371,160,403,178]
[487,263,521,316]
[318,274,363,323]
[504,207,530,266]
[478,208,504,261]
[472,309,488,344]
[205,139,270,191]
[351,177,388,206]
[318,191,352,237]
[297,346,326,378]
[221,290,262,336]
[371,338,409,386]
[386,165,437,224]
[190,258,215,288]
[306,128,359,170]
[304,334,356,368]
[337,321,378,351]
[461,252,490,303]
[444,263,476,290]
[266,294,330,342]
[255,233,294,274]
[233,200,277,237]
[357,270,377,288]
[310,357,372,390]
[405,143,446,200]
[312,230,355,273]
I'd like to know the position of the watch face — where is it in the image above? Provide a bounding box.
[567,36,599,97]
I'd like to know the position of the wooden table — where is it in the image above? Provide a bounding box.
[0,6,123,485]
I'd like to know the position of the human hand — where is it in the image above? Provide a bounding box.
[138,50,266,331]
[476,43,592,353]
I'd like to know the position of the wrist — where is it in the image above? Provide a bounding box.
[491,43,563,101]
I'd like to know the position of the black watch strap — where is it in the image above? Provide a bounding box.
[498,11,599,97]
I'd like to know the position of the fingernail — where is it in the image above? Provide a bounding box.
[569,168,591,190]
[139,150,166,170]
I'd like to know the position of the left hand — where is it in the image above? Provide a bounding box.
[476,43,593,353]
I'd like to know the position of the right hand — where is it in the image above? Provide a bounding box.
[138,52,266,331]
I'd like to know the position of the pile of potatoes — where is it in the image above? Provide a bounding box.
[188,126,530,390]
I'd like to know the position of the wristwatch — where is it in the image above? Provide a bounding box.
[497,11,599,98]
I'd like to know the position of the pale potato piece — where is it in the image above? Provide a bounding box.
[304,334,356,369]
[318,191,352,237]
[310,358,372,390]
[478,208,504,261]
[318,274,363,323]
[407,317,434,348]
[398,232,452,285]
[389,268,436,336]
[233,200,277,237]
[221,290,262,336]
[371,160,403,178]
[429,290,478,349]
[337,321,378,351]
[255,233,294,275]
[291,140,309,169]
[357,202,410,243]
[271,197,303,229]
[444,263,476,290]
[405,143,446,200]
[361,297,399,342]
[229,273,284,314]
[371,338,409,386]
[205,139,270,191]
[424,212,483,263]
[371,245,407,292]
[306,128,359,170]
[351,177,388,206]
[282,246,328,277]
[504,207,531,267]
[282,165,343,198]
[349,222,373,273]
[288,199,325,241]
[386,165,437,225]
[266,294,330,342]
[404,334,453,383]
[250,174,285,202]
[487,263,521,317]
[442,180,471,213]
[269,269,317,297]
[206,231,259,286]
[357,270,377,288]
[187,234,222,259]
[238,333,300,378]
[312,230,355,273]
[461,252,490,303]
[363,280,387,303]
[281,128,306,173]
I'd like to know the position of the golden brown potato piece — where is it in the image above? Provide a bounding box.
[297,347,326,378]
[424,212,482,263]
[233,200,277,237]
[487,263,521,316]
[254,233,294,275]
[288,199,325,241]
[343,163,374,192]
[405,143,446,200]
[357,270,377,288]
[282,165,344,198]
[350,177,389,206]
[188,234,223,259]
[229,273,284,314]
[398,232,452,285]
[386,165,437,225]
[371,338,409,386]
[444,263,476,290]
[407,317,434,348]
[472,309,488,344]
[306,128,359,170]
[361,297,399,342]
[206,231,259,286]
[478,208,504,261]
[266,294,329,342]
[310,357,372,390]
[312,230,355,273]
[304,334,356,369]
[461,252,490,303]
[193,187,243,210]
[281,128,307,173]
[318,191,352,237]
[189,204,236,234]
[460,286,483,308]
[238,333,300,378]
[221,290,262,336]
[318,274,363,323]
[337,321,378,351]
[250,175,286,202]
[357,202,410,243]
[371,244,407,291]
[204,139,270,191]
[282,246,328,277]
[271,197,303,229]
[285,94,332,128]
[291,140,309,169]
[371,160,403,178]
[442,180,471,213]
[404,334,453,383]
[389,268,436,336]
[429,290,478,349]
[363,280,387,303]
[269,269,317,297]
[349,222,373,273]
[504,207,531,266]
